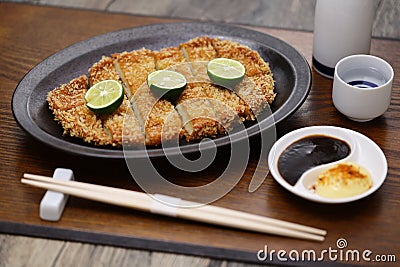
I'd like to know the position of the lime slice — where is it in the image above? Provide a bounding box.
[147,70,187,101]
[207,58,245,89]
[85,80,124,114]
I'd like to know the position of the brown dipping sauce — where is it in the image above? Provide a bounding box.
[278,135,351,186]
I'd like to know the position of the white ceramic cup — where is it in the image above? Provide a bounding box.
[313,0,377,78]
[332,54,394,122]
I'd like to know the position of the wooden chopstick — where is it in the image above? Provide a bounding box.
[21,173,326,241]
[24,174,325,235]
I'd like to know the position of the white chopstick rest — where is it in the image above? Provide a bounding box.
[39,168,74,221]
[150,194,181,217]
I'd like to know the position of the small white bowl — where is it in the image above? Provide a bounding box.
[268,126,387,204]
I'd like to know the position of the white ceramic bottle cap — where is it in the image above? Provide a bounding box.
[39,168,74,221]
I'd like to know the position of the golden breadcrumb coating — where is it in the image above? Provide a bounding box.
[154,47,186,70]
[201,83,248,133]
[53,105,112,146]
[88,56,121,86]
[179,36,217,62]
[88,57,145,146]
[249,73,276,104]
[180,36,217,81]
[211,38,271,77]
[176,82,219,141]
[114,48,155,97]
[47,75,112,145]
[234,77,269,119]
[131,85,182,146]
[102,97,145,146]
[47,75,87,111]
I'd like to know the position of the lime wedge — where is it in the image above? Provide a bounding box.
[147,70,187,101]
[85,80,124,114]
[207,58,245,89]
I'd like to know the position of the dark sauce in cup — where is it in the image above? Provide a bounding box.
[278,135,351,186]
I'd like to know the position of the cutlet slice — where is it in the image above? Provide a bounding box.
[180,36,217,81]
[201,83,249,134]
[176,82,219,141]
[211,38,271,77]
[47,75,112,146]
[88,57,145,146]
[153,46,196,83]
[179,36,217,62]
[53,105,112,146]
[47,75,87,111]
[234,77,269,119]
[179,37,256,129]
[249,73,276,104]
[114,48,182,146]
[114,48,155,97]
[88,56,121,86]
[211,38,275,112]
[102,97,145,146]
[131,85,182,146]
[154,47,186,70]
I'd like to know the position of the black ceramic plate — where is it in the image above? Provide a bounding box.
[12,22,311,158]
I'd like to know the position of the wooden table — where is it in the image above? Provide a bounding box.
[0,3,399,266]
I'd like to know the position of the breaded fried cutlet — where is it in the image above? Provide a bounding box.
[131,85,182,146]
[53,105,112,146]
[249,73,276,104]
[234,77,269,119]
[201,83,248,133]
[154,46,196,83]
[154,47,186,70]
[48,75,145,146]
[102,97,145,146]
[47,75,87,111]
[114,48,155,97]
[48,36,277,148]
[88,56,121,86]
[180,36,217,81]
[47,75,112,146]
[211,38,271,76]
[176,82,219,141]
[179,36,217,62]
[211,38,275,109]
[88,57,145,146]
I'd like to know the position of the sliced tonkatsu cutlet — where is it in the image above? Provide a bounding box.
[153,47,186,70]
[211,38,271,76]
[88,56,121,86]
[179,36,217,81]
[201,83,249,134]
[179,36,217,62]
[131,85,182,146]
[102,97,145,146]
[47,75,87,111]
[153,46,195,82]
[180,37,258,126]
[114,48,182,146]
[88,56,145,146]
[211,38,275,107]
[114,48,155,97]
[234,77,269,119]
[176,82,219,141]
[47,75,112,146]
[250,73,276,104]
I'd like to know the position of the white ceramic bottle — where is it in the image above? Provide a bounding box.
[312,0,377,78]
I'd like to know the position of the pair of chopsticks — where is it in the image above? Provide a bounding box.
[21,173,327,241]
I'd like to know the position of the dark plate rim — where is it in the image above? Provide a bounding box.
[12,22,311,158]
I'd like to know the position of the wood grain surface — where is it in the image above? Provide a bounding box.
[11,0,400,39]
[0,2,399,266]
